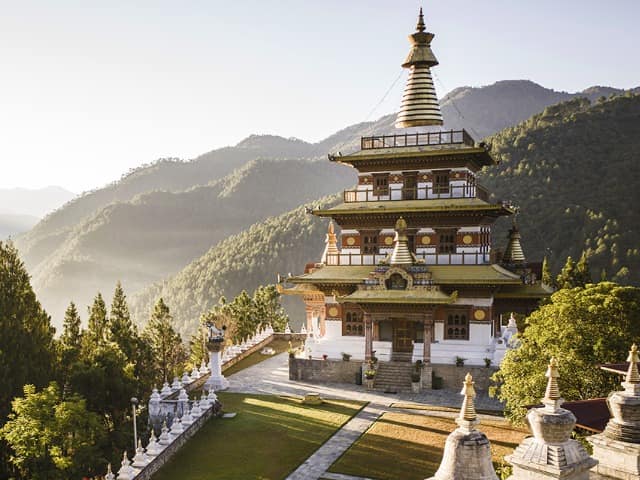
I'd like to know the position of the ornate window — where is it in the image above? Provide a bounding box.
[373,174,389,196]
[433,170,450,194]
[438,229,456,254]
[385,273,408,290]
[445,312,469,340]
[361,231,379,254]
[343,310,364,336]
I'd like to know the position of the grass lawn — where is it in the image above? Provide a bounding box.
[222,337,292,377]
[152,392,365,480]
[328,412,528,480]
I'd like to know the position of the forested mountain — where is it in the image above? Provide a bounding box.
[131,196,339,336]
[28,160,354,325]
[131,93,640,337]
[482,93,640,283]
[12,80,638,328]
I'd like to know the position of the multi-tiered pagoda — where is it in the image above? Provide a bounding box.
[281,10,550,383]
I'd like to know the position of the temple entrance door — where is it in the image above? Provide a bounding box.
[392,319,414,359]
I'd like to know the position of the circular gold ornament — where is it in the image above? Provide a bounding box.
[474,309,486,321]
[421,236,431,245]
[463,235,473,245]
[328,306,339,317]
[346,237,355,246]
[384,236,393,246]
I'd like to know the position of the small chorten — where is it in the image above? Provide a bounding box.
[158,421,171,446]
[131,439,149,469]
[506,358,596,479]
[502,219,526,265]
[390,217,414,265]
[105,463,115,480]
[395,8,443,128]
[427,373,498,479]
[321,221,340,264]
[117,451,135,480]
[589,344,640,478]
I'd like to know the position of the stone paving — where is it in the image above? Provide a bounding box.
[226,352,504,410]
[225,352,504,480]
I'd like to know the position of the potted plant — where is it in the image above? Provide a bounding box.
[364,368,376,389]
[341,352,352,362]
[484,357,492,368]
[455,356,466,367]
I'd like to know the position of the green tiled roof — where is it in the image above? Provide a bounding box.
[336,288,454,304]
[314,198,514,216]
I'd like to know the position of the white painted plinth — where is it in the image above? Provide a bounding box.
[205,348,229,391]
[590,433,640,480]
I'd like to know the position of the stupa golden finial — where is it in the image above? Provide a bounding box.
[322,221,340,264]
[459,373,477,422]
[416,7,426,32]
[543,357,562,411]
[390,217,413,265]
[625,343,640,384]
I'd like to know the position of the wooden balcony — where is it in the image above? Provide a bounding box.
[360,129,475,150]
[343,183,490,203]
[325,252,490,266]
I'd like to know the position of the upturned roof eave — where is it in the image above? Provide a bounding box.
[330,146,496,166]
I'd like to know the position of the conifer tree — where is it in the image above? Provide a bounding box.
[144,298,185,383]
[556,256,578,289]
[108,281,136,360]
[0,241,55,423]
[541,256,553,286]
[58,301,83,387]
[576,251,592,286]
[85,292,108,348]
[253,285,288,332]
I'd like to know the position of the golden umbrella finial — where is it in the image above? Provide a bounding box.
[459,373,477,422]
[545,357,560,400]
[416,7,426,32]
[625,343,640,384]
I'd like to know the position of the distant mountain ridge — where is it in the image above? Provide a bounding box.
[0,214,39,240]
[0,186,75,217]
[12,80,639,327]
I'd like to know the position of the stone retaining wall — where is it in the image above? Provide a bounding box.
[289,358,363,383]
[133,401,222,480]
[431,364,498,391]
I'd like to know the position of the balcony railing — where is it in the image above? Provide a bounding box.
[325,252,490,266]
[343,184,490,203]
[360,129,475,150]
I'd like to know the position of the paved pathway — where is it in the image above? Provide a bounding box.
[224,352,503,480]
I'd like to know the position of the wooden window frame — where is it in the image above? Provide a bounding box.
[373,174,389,196]
[343,310,364,336]
[361,230,380,254]
[437,229,457,254]
[433,170,450,194]
[444,311,469,340]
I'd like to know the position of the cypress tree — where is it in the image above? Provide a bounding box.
[108,281,136,360]
[144,298,185,384]
[556,256,578,289]
[576,251,592,286]
[85,293,108,348]
[541,256,553,287]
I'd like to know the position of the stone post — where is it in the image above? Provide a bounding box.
[589,344,640,479]
[364,312,373,362]
[506,358,596,479]
[204,339,229,392]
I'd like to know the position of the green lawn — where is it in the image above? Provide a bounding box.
[328,412,527,480]
[222,337,291,377]
[152,392,365,480]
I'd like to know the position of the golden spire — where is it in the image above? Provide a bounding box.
[625,343,640,384]
[322,221,340,264]
[390,217,413,265]
[455,372,480,433]
[543,357,562,411]
[395,8,443,128]
[502,218,526,264]
[459,373,477,422]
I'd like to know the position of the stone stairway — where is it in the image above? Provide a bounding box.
[373,361,414,392]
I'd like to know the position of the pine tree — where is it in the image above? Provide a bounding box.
[108,281,136,360]
[0,241,55,423]
[144,298,185,383]
[576,251,592,286]
[253,285,288,332]
[556,256,578,289]
[85,292,108,348]
[541,256,553,287]
[60,301,82,351]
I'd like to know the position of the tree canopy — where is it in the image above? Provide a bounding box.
[492,282,640,423]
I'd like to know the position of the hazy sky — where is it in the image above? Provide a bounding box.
[1,0,638,193]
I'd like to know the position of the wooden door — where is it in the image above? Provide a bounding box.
[392,319,414,352]
[403,172,417,200]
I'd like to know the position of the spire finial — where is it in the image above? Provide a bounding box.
[459,373,477,421]
[390,216,413,265]
[322,221,339,264]
[543,357,562,411]
[416,7,426,32]
[625,343,640,384]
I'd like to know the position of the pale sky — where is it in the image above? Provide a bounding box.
[1,0,638,193]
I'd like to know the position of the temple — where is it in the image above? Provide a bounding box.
[279,9,550,383]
